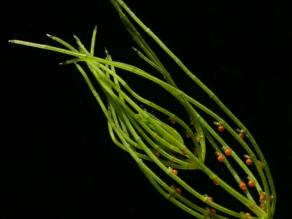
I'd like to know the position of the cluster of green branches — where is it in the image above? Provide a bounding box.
[9,0,276,218]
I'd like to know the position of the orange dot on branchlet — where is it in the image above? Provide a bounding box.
[239,132,245,139]
[246,158,253,166]
[259,192,266,203]
[210,208,216,217]
[175,187,182,195]
[171,168,178,176]
[217,125,225,132]
[206,196,213,203]
[248,179,255,188]
[217,153,224,162]
[224,147,232,156]
[239,181,247,191]
[237,128,245,139]
[243,212,252,219]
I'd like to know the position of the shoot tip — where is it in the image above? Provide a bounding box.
[132,47,141,55]
[104,47,109,54]
[73,34,79,40]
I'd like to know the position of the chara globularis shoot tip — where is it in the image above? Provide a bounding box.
[9,0,276,218]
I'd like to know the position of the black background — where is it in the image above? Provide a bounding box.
[2,0,292,218]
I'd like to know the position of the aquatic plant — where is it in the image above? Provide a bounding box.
[9,0,276,218]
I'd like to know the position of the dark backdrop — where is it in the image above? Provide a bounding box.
[2,0,291,218]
